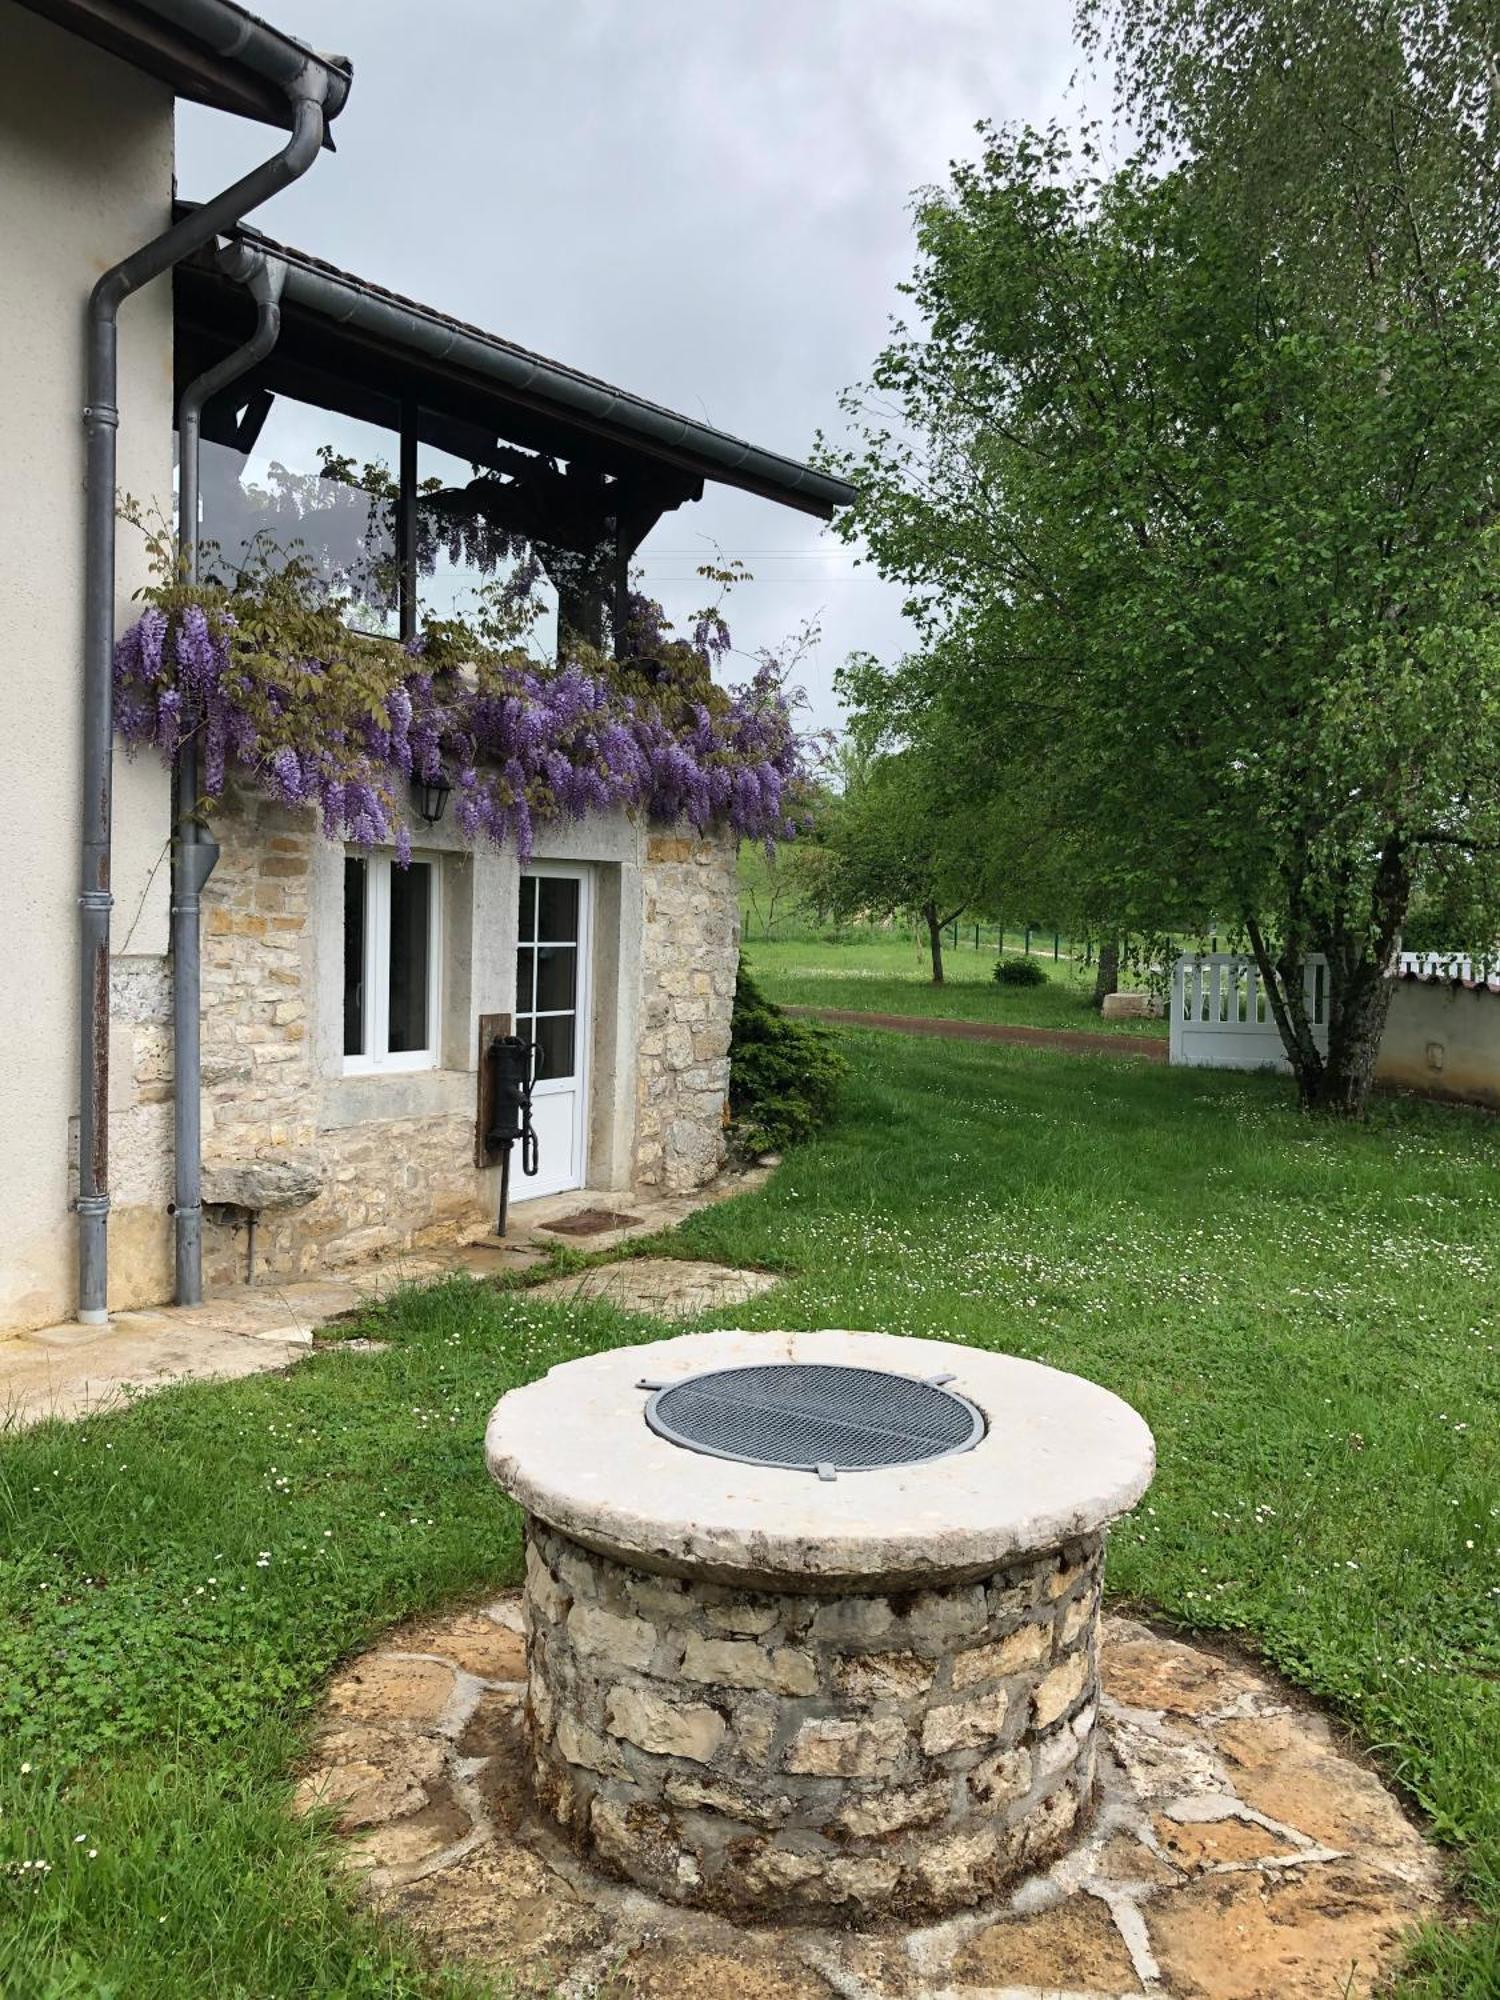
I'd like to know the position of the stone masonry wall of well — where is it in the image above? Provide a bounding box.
[522,1521,1104,1920]
[635,831,740,1195]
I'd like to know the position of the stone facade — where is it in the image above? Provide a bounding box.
[63,789,741,1310]
[175,789,738,1290]
[521,1520,1104,1920]
[634,831,739,1193]
[100,956,176,1310]
[196,787,481,1288]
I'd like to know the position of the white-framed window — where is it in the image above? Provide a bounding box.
[343,851,441,1074]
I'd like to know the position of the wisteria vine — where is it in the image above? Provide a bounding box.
[113,556,814,864]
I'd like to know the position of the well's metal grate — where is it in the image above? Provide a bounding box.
[642,1362,985,1479]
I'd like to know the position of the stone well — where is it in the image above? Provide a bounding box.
[484,1328,1154,1922]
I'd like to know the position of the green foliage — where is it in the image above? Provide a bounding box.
[726,957,846,1153]
[0,1280,620,1996]
[1,1040,1498,1989]
[748,935,1169,1036]
[737,823,846,944]
[806,741,993,980]
[1402,884,1491,959]
[675,1029,1500,1994]
[744,936,1163,1037]
[992,955,1048,987]
[823,3,1500,1112]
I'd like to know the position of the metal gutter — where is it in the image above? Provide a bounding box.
[169,245,285,1306]
[143,0,351,113]
[76,27,345,1323]
[177,246,286,586]
[230,234,856,520]
[15,0,351,135]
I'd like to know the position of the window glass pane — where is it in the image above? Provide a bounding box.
[388,862,432,1054]
[195,399,399,637]
[537,876,579,942]
[515,947,535,1014]
[518,876,537,941]
[343,857,367,1057]
[416,437,557,642]
[534,1011,575,1081]
[535,943,576,1013]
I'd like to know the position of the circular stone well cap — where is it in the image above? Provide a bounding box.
[485,1329,1155,1590]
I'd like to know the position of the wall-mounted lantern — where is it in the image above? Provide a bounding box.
[413,770,452,826]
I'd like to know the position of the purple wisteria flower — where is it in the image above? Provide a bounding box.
[113,584,813,860]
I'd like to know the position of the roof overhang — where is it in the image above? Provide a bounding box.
[174,220,856,521]
[14,0,351,136]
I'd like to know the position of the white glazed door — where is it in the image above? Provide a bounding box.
[514,866,591,1199]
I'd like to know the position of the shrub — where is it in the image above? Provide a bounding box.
[728,957,846,1154]
[993,955,1047,986]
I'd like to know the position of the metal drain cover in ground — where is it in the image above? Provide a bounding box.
[642,1361,986,1478]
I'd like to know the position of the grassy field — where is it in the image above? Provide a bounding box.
[2,1034,1498,1995]
[745,933,1171,1036]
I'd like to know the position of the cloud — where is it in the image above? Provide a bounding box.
[177,0,1080,727]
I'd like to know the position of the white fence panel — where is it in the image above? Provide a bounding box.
[1395,950,1500,989]
[1169,953,1329,1072]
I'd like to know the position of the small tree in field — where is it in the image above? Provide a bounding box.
[813,745,977,983]
[824,0,1500,1113]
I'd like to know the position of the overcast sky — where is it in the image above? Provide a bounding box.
[178,1,1087,730]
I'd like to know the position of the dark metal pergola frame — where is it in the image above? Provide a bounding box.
[173,221,853,658]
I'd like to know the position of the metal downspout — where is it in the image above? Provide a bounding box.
[77,80,329,1324]
[171,248,286,1305]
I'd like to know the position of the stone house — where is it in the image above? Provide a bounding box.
[0,0,851,1333]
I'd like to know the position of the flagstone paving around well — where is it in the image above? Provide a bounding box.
[294,1598,1450,2000]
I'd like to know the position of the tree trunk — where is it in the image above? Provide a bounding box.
[923,900,945,985]
[1091,938,1120,1010]
[1307,961,1397,1116]
[1247,842,1409,1119]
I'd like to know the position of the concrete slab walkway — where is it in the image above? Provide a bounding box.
[0,1165,773,1432]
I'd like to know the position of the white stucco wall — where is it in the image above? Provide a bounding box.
[1378,980,1500,1111]
[0,4,175,1330]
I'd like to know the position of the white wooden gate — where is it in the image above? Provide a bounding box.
[1169,954,1329,1072]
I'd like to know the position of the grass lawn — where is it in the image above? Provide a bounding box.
[3,1033,1498,1995]
[744,933,1171,1036]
